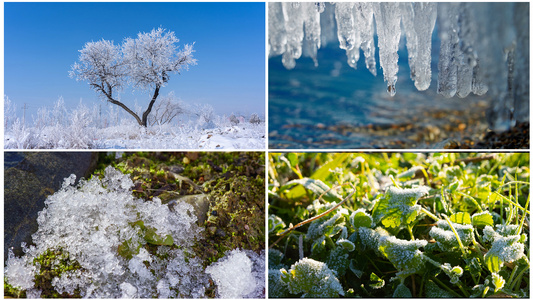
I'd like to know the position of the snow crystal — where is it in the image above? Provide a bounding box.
[268,2,529,131]
[206,249,265,298]
[120,282,138,298]
[4,166,208,298]
[4,249,37,291]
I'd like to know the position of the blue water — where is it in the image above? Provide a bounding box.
[268,38,490,149]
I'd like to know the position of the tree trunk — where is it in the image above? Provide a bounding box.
[141,85,161,127]
[106,98,144,126]
[99,84,160,127]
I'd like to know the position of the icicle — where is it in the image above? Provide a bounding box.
[412,2,437,91]
[319,2,336,46]
[335,3,356,51]
[302,2,321,66]
[281,2,304,69]
[355,3,377,75]
[268,2,286,58]
[373,2,402,96]
[472,60,488,96]
[267,2,528,131]
[437,3,459,98]
[512,3,529,123]
[400,3,417,81]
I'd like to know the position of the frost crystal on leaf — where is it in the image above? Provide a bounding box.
[359,227,389,255]
[429,220,474,251]
[281,258,344,298]
[378,236,427,277]
[372,186,430,228]
[482,224,526,273]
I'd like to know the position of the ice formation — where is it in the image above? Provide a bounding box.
[280,257,344,297]
[429,220,474,251]
[4,166,209,298]
[269,2,529,131]
[205,249,265,298]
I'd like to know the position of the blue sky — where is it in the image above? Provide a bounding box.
[4,2,265,120]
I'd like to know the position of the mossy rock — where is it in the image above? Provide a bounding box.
[4,152,98,261]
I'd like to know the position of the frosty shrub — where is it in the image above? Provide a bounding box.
[229,114,240,125]
[192,103,216,129]
[249,113,261,124]
[4,166,208,298]
[147,92,188,126]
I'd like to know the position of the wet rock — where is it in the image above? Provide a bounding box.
[168,194,210,225]
[4,152,98,260]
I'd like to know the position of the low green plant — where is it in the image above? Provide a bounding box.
[268,153,529,298]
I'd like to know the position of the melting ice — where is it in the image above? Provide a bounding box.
[4,167,265,298]
[269,2,529,131]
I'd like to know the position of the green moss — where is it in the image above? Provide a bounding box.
[32,248,83,298]
[4,277,26,298]
[89,152,265,281]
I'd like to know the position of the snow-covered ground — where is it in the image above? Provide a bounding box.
[96,123,265,150]
[4,97,265,150]
[4,122,265,150]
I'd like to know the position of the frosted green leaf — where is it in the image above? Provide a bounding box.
[429,220,474,251]
[117,239,142,259]
[484,234,525,273]
[444,165,462,180]
[284,178,340,201]
[425,280,454,297]
[492,273,505,293]
[359,227,389,255]
[397,166,424,179]
[268,249,285,270]
[485,254,503,273]
[350,208,372,228]
[494,224,520,237]
[483,224,526,273]
[269,269,290,298]
[393,283,412,298]
[144,227,174,246]
[448,179,463,193]
[282,258,344,298]
[311,236,326,256]
[268,214,286,234]
[369,273,385,289]
[472,211,493,227]
[379,236,427,277]
[326,247,349,276]
[306,212,344,241]
[450,212,471,225]
[428,161,441,176]
[336,239,355,252]
[372,186,430,228]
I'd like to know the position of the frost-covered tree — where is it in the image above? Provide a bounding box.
[70,28,196,127]
[147,92,188,126]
